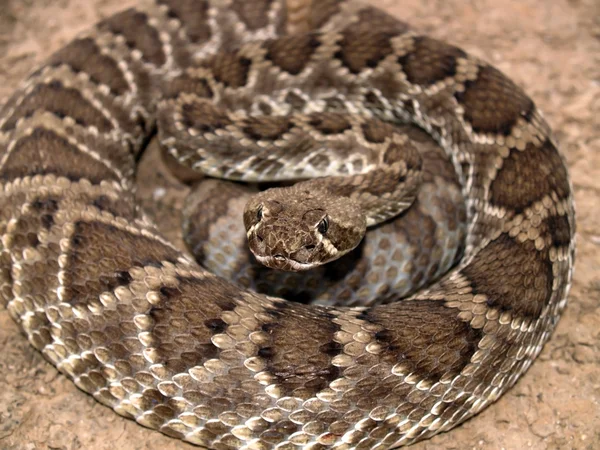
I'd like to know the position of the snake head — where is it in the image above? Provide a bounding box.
[243,185,367,271]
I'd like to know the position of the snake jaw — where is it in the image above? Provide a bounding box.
[253,254,315,271]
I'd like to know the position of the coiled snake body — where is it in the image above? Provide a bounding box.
[0,0,575,448]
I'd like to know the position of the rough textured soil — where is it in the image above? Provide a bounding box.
[1,0,599,449]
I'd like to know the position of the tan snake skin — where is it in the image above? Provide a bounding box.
[0,0,576,448]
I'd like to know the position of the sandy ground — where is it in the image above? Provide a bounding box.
[0,0,599,449]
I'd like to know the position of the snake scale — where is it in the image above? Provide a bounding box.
[0,0,576,448]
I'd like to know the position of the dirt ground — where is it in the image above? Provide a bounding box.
[0,0,599,449]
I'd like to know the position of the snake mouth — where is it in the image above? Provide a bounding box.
[254,254,315,272]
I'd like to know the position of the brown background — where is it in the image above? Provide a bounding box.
[0,0,599,449]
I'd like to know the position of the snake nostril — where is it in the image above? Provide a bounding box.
[256,234,264,243]
[304,244,316,251]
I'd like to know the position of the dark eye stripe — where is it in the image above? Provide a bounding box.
[317,216,329,234]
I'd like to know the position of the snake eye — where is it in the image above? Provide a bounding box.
[317,216,329,235]
[256,205,263,222]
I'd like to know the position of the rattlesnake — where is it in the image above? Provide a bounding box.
[0,0,576,449]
